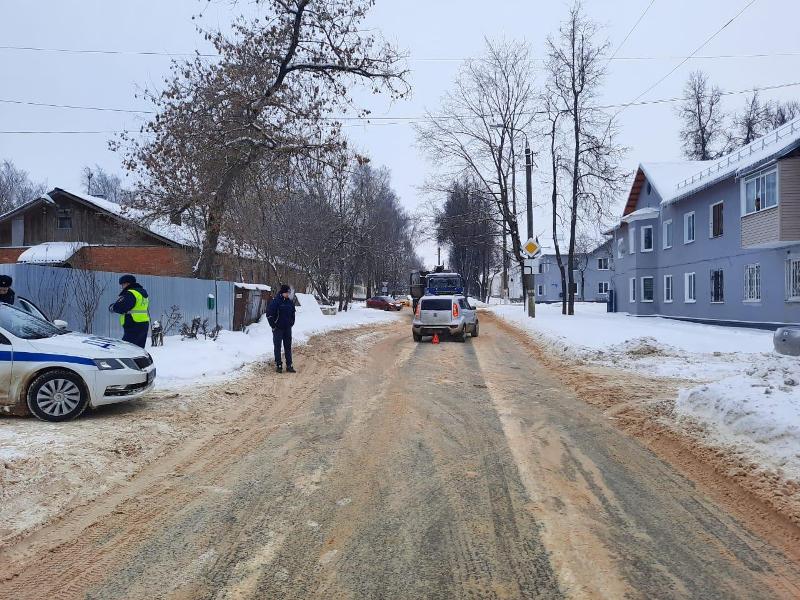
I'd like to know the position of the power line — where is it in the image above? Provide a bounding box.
[616,0,759,116]
[2,80,799,134]
[607,0,657,63]
[0,44,215,57]
[0,98,154,114]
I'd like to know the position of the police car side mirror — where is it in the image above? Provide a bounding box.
[53,319,69,330]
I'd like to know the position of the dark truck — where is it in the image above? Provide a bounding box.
[410,267,464,312]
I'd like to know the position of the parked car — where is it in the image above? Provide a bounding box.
[774,326,800,356]
[412,295,478,342]
[366,296,403,311]
[0,302,156,422]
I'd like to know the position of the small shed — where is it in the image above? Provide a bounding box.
[233,283,272,330]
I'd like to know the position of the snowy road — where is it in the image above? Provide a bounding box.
[2,317,800,599]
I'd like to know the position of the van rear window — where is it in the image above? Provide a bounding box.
[420,299,452,311]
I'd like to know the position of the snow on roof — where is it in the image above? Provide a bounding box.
[58,188,198,248]
[621,206,660,223]
[234,283,272,291]
[656,117,800,205]
[18,242,87,264]
[639,161,707,200]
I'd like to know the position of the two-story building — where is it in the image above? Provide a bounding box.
[534,240,614,303]
[607,118,800,327]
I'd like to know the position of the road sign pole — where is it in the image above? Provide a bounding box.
[525,142,535,318]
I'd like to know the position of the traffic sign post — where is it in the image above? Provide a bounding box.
[522,244,539,318]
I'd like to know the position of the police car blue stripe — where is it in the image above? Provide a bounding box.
[0,351,95,366]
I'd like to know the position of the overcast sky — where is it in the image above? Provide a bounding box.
[2,0,798,266]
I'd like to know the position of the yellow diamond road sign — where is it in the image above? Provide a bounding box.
[523,238,541,257]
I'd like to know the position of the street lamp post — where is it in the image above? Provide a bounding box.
[492,124,535,317]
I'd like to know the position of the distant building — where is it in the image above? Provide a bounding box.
[534,240,613,303]
[606,118,800,327]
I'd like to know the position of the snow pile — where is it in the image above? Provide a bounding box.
[489,302,799,477]
[149,302,401,388]
[17,242,88,265]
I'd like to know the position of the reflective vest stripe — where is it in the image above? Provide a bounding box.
[119,289,150,325]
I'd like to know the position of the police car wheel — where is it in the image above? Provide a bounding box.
[27,370,89,422]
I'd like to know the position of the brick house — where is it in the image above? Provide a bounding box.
[0,187,297,287]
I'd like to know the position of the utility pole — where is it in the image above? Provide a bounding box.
[437,246,441,267]
[525,141,536,318]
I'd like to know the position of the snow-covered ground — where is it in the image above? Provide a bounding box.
[150,298,401,388]
[490,302,800,480]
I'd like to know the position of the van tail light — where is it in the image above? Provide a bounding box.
[415,302,421,318]
[452,302,459,318]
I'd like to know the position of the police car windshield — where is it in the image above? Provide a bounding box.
[0,305,61,339]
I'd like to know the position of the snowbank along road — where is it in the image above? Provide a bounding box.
[2,316,800,599]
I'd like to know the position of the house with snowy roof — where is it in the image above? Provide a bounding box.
[534,240,614,303]
[606,117,800,327]
[0,187,284,285]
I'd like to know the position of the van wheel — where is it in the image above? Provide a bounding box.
[472,321,480,337]
[455,332,466,343]
[27,370,89,422]
[413,333,422,342]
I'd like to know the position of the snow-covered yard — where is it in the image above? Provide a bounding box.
[490,302,800,481]
[150,296,401,388]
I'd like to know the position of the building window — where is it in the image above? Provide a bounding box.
[641,276,654,302]
[617,239,624,259]
[664,274,673,303]
[629,226,636,255]
[685,272,696,303]
[710,269,724,303]
[597,257,609,270]
[647,182,652,195]
[56,208,72,230]
[537,284,545,296]
[598,281,609,294]
[663,220,673,249]
[629,277,636,303]
[785,259,800,301]
[684,212,695,244]
[538,262,549,274]
[743,264,761,302]
[641,225,654,252]
[710,201,723,238]
[744,169,778,215]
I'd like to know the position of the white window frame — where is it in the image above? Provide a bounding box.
[598,281,609,295]
[684,272,696,303]
[537,284,545,297]
[641,225,654,252]
[662,219,673,249]
[597,257,609,271]
[787,258,800,301]
[664,274,673,303]
[742,168,779,216]
[710,268,725,304]
[684,212,695,244]
[617,239,624,259]
[629,226,636,255]
[641,276,654,303]
[743,264,761,303]
[709,201,724,239]
[629,277,636,303]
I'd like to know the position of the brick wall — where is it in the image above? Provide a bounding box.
[72,246,195,277]
[0,248,26,263]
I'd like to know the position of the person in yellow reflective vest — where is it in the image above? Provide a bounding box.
[109,274,150,349]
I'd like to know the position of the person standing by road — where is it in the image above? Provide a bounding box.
[267,284,296,373]
[0,275,15,305]
[110,274,150,348]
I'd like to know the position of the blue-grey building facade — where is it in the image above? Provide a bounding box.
[607,118,800,327]
[534,240,614,303]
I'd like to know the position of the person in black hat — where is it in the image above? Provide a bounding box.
[109,274,150,348]
[0,275,14,305]
[266,284,296,373]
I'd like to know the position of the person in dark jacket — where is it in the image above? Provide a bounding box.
[0,275,15,305]
[266,284,296,373]
[110,275,150,348]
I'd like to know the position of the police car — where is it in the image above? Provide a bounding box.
[0,300,156,422]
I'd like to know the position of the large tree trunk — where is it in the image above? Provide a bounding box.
[196,165,244,279]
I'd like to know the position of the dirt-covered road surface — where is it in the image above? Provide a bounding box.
[3,315,800,599]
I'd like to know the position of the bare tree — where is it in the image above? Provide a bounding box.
[415,39,537,302]
[0,159,46,213]
[729,91,772,148]
[81,165,131,204]
[546,1,625,315]
[766,99,800,128]
[677,71,727,160]
[72,269,110,334]
[119,0,409,279]
[28,267,73,321]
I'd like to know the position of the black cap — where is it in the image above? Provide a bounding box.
[0,275,11,287]
[119,274,136,285]
[279,284,291,294]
